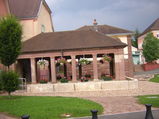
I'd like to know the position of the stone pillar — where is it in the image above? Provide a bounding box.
[127,35,134,77]
[71,55,77,82]
[30,58,36,83]
[50,57,56,83]
[93,54,98,80]
[10,63,16,71]
[114,52,125,80]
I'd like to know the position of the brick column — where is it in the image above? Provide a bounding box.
[50,57,56,83]
[10,63,16,71]
[114,53,125,80]
[71,55,77,82]
[93,54,98,80]
[30,58,36,83]
[127,35,134,77]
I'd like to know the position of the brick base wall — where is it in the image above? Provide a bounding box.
[124,59,134,77]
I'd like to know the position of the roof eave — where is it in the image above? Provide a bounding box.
[21,45,127,54]
[106,32,134,36]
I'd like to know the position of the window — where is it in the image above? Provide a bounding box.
[41,24,45,33]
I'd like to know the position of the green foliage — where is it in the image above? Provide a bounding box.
[132,29,140,48]
[39,79,48,84]
[101,76,112,81]
[103,55,111,62]
[0,71,2,91]
[60,78,68,83]
[138,95,159,107]
[79,58,91,65]
[0,15,22,67]
[101,74,112,81]
[149,74,159,83]
[0,96,103,119]
[142,32,159,63]
[1,71,20,95]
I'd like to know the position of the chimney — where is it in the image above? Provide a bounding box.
[93,19,98,26]
[93,19,98,32]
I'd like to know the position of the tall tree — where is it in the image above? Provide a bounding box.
[132,29,140,48]
[0,16,22,69]
[143,32,159,63]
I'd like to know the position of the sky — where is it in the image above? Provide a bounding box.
[45,0,159,32]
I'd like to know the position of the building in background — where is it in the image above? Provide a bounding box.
[0,0,54,41]
[77,19,134,77]
[138,18,159,64]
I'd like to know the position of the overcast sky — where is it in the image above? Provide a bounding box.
[45,0,159,32]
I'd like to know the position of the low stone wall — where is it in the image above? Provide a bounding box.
[27,80,138,93]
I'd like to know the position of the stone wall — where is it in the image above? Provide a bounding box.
[27,79,138,93]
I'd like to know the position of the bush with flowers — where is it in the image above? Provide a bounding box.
[79,58,91,65]
[103,55,111,62]
[56,57,67,66]
[39,79,48,84]
[37,59,49,69]
[99,55,111,64]
[60,77,68,83]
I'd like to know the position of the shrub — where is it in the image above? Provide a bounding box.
[57,75,62,80]
[39,79,48,84]
[101,75,112,81]
[1,71,20,96]
[60,78,68,83]
[85,73,91,79]
[79,77,90,82]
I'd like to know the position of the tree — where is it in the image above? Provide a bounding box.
[0,71,2,91]
[1,71,20,96]
[132,29,140,48]
[142,32,159,63]
[0,15,22,69]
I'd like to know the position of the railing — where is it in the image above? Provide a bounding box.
[19,78,27,90]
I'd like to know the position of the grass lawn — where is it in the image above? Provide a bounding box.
[138,95,159,107]
[0,96,103,119]
[149,74,159,83]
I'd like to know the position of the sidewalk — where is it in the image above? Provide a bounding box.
[72,110,159,119]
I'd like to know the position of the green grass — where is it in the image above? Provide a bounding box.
[149,74,159,83]
[138,95,159,107]
[0,96,103,119]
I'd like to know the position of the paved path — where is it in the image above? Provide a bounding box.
[134,68,159,75]
[0,113,17,119]
[85,96,147,114]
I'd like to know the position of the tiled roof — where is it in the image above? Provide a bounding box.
[77,24,133,35]
[8,0,51,19]
[22,30,127,53]
[140,18,159,36]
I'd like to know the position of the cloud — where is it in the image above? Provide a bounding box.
[45,0,159,32]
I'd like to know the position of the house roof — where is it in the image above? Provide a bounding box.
[22,30,127,54]
[76,24,133,35]
[140,18,159,36]
[8,0,51,19]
